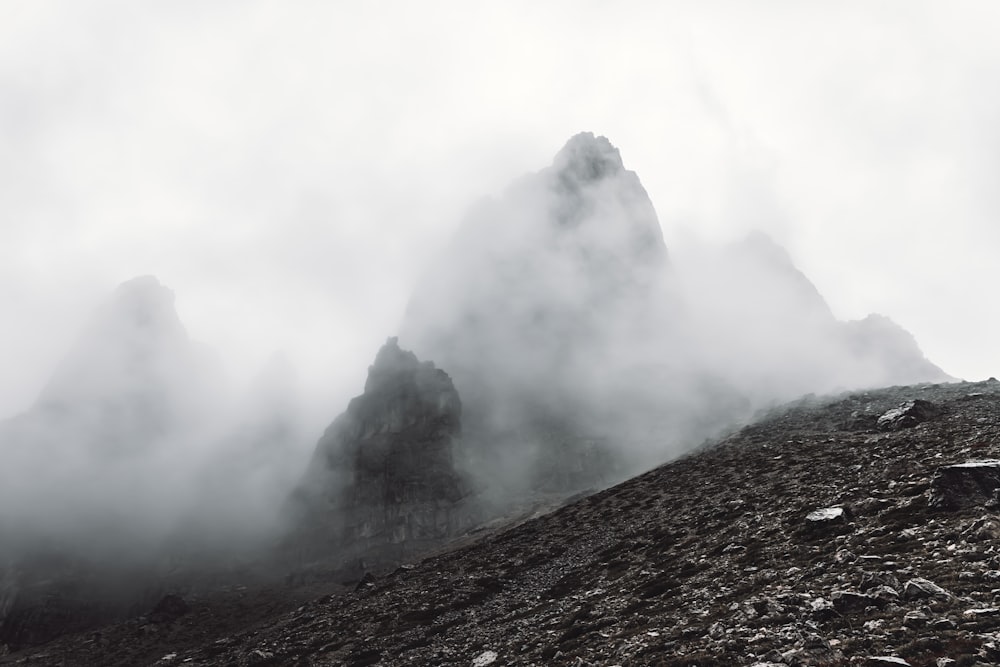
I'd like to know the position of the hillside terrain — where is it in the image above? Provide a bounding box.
[6,378,1000,666]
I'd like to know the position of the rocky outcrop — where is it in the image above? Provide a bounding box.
[929,460,1000,510]
[289,338,473,568]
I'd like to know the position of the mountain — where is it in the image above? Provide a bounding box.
[31,275,221,449]
[11,379,1000,666]
[0,276,226,544]
[401,133,949,493]
[0,277,281,651]
[842,313,951,388]
[676,231,951,401]
[401,132,673,437]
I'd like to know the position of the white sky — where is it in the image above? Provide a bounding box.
[1,1,998,418]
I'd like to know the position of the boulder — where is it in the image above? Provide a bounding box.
[902,577,951,601]
[929,460,1000,510]
[876,399,940,431]
[799,506,851,539]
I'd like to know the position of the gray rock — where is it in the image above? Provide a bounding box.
[806,506,846,523]
[963,607,1000,617]
[866,658,911,667]
[903,577,951,601]
[876,399,940,431]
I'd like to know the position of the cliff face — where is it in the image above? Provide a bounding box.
[290,338,472,567]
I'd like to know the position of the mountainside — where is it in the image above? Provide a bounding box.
[8,379,1000,666]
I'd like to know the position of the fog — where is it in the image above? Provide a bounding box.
[398,133,949,500]
[0,278,310,570]
[1,0,999,618]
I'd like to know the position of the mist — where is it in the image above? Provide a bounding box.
[396,133,949,503]
[0,278,314,570]
[0,135,962,579]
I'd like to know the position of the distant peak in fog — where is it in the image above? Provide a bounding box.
[107,275,184,332]
[552,132,625,185]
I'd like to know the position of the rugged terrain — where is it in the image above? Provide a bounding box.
[5,378,1000,666]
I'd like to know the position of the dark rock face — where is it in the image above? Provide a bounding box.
[929,460,1000,509]
[290,338,472,567]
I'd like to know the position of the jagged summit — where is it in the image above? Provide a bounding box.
[289,338,471,565]
[364,336,424,394]
[107,275,181,330]
[551,132,625,185]
[36,275,195,411]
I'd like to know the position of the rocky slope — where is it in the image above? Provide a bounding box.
[8,378,1000,666]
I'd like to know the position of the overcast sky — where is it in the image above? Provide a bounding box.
[1,1,998,418]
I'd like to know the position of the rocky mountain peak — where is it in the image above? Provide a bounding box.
[363,337,423,394]
[37,276,192,408]
[106,275,181,332]
[551,132,625,186]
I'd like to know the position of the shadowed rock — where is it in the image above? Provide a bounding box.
[929,460,1000,510]
[289,338,473,568]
